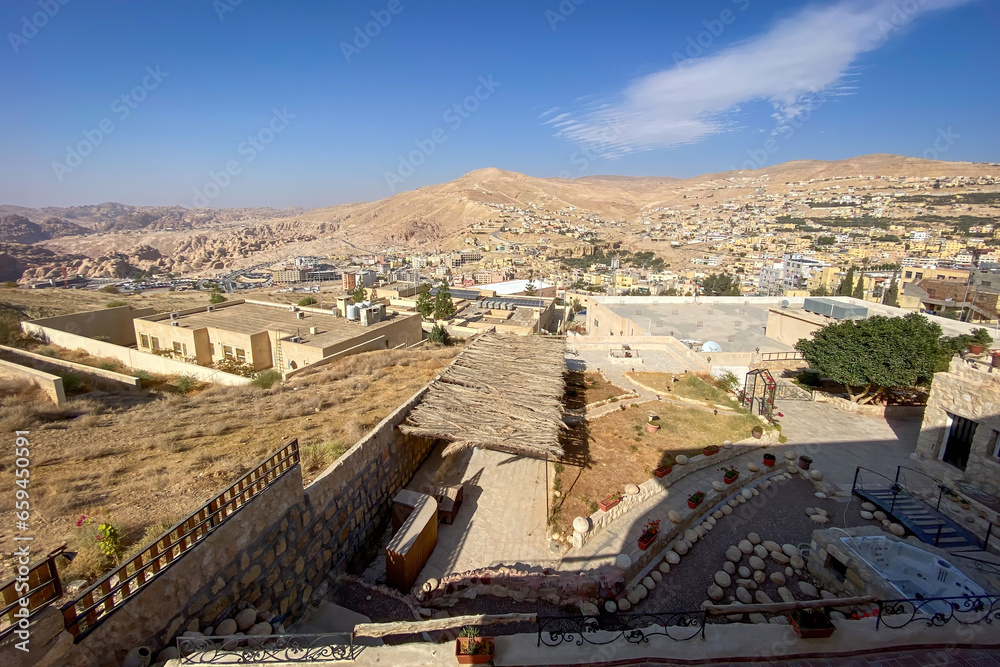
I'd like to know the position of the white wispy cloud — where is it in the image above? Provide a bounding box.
[546,0,976,157]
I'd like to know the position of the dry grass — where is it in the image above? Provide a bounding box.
[0,344,460,582]
[627,371,739,407]
[549,401,763,537]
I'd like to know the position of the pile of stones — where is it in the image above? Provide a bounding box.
[858,501,907,536]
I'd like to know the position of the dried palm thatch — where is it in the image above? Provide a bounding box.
[399,333,566,458]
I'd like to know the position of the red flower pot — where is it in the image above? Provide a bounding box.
[638,532,657,551]
[703,446,720,456]
[724,473,739,484]
[790,617,836,639]
[763,456,775,467]
[456,637,495,664]
[600,496,620,512]
[654,465,672,478]
[646,423,660,434]
[969,343,985,355]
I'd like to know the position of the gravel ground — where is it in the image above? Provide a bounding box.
[445,596,569,638]
[327,578,421,645]
[641,474,871,613]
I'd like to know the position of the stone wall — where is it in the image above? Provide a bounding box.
[23,305,156,346]
[914,358,1000,497]
[11,380,439,666]
[813,392,925,419]
[0,358,64,404]
[0,344,140,388]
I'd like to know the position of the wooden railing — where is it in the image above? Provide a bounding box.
[0,546,65,641]
[760,351,805,362]
[62,440,300,640]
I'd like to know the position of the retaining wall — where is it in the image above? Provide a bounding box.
[0,358,65,404]
[0,344,140,388]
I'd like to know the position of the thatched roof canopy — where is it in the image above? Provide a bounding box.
[399,333,566,458]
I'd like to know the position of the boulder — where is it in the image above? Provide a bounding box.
[789,555,805,570]
[675,455,689,465]
[755,591,773,604]
[659,562,671,574]
[684,529,699,543]
[862,502,877,512]
[753,545,768,559]
[222,633,246,651]
[798,581,819,598]
[247,622,272,637]
[668,510,683,524]
[726,546,743,563]
[616,553,632,569]
[860,510,874,520]
[217,619,238,636]
[889,523,906,537]
[810,469,823,481]
[715,571,732,588]
[770,572,786,586]
[707,585,725,601]
[747,532,761,545]
[781,544,799,558]
[573,517,591,534]
[771,551,790,565]
[674,540,689,556]
[736,587,753,604]
[777,587,795,603]
[712,481,726,492]
[721,505,733,515]
[625,483,640,495]
[604,600,618,613]
[738,566,751,578]
[747,463,760,473]
[723,561,736,575]
[738,540,754,554]
[762,540,781,553]
[666,551,681,565]
[235,609,257,631]
[748,556,765,571]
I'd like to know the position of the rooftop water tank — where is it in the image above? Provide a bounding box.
[346,304,359,320]
[701,341,723,353]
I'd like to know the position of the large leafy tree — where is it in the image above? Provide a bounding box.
[795,313,948,404]
[415,283,434,319]
[433,280,455,320]
[351,282,367,304]
[701,273,740,296]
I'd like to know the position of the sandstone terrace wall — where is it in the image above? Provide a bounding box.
[0,344,140,388]
[11,377,442,666]
[0,357,64,403]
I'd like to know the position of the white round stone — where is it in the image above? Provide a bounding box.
[651,570,662,582]
[659,561,671,573]
[862,502,876,512]
[736,587,752,604]
[755,590,774,604]
[637,584,648,600]
[815,492,827,499]
[751,488,759,497]
[627,588,642,605]
[674,540,689,556]
[770,572,786,586]
[706,515,717,526]
[798,581,818,598]
[747,532,762,545]
[790,555,805,570]
[616,553,632,569]
[713,481,726,492]
[580,602,599,616]
[728,499,740,507]
[573,517,591,534]
[741,489,753,500]
[747,463,760,473]
[753,570,766,585]
[605,600,618,613]
[723,561,736,575]
[738,565,751,578]
[684,529,699,543]
[784,451,797,460]
[666,551,681,565]
[787,465,800,475]
[721,505,733,515]
[675,455,689,465]
[625,483,640,495]
[810,469,824,481]
[738,540,754,554]
[762,540,781,552]
[874,510,887,521]
[715,571,732,588]
[708,584,725,601]
[748,556,765,571]
[889,523,906,536]
[726,546,742,563]
[753,545,768,559]
[811,514,829,524]
[777,587,795,603]
[618,597,631,611]
[859,510,874,520]
[668,510,683,524]
[737,495,748,504]
[696,525,708,537]
[643,576,655,590]
[771,551,790,565]
[785,566,794,577]
[782,544,799,558]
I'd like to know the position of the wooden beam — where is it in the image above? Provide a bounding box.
[353,612,537,639]
[703,595,875,616]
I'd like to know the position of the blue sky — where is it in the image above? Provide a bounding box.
[0,0,997,209]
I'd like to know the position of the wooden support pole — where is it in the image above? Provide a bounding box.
[353,612,537,639]
[703,595,875,616]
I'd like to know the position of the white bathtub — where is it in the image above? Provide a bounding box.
[840,536,985,607]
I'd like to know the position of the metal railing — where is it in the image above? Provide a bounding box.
[876,594,1000,630]
[537,610,706,647]
[62,440,300,640]
[0,546,65,641]
[177,633,359,663]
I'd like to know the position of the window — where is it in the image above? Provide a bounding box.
[915,272,923,279]
[223,344,235,359]
[173,342,183,355]
[904,271,913,278]
[982,281,992,287]
[594,319,600,329]
[150,337,160,351]
[140,334,149,349]
[235,347,246,362]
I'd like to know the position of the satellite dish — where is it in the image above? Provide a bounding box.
[702,341,723,353]
[780,300,790,309]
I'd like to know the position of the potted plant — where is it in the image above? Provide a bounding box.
[799,455,813,470]
[968,328,992,355]
[751,426,763,439]
[600,492,623,512]
[789,608,837,639]
[702,444,720,456]
[646,413,661,434]
[687,491,705,509]
[654,464,673,478]
[719,465,739,485]
[456,626,495,664]
[763,453,776,467]
[638,519,660,551]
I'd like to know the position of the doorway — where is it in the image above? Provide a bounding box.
[942,413,977,470]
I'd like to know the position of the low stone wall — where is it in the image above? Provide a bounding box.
[282,336,386,380]
[0,357,64,404]
[813,392,925,419]
[0,344,140,388]
[21,322,250,385]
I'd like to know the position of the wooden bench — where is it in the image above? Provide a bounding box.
[386,490,437,592]
[420,484,464,524]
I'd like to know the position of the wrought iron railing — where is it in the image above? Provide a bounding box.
[536,610,706,647]
[876,594,1000,630]
[63,440,300,640]
[177,633,359,663]
[0,546,65,641]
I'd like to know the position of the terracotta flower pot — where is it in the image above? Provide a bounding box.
[638,532,657,551]
[703,446,720,456]
[969,343,985,355]
[600,496,620,512]
[456,637,495,664]
[790,617,836,639]
[646,423,660,434]
[724,472,739,484]
[654,465,672,478]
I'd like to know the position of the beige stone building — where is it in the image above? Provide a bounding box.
[914,357,1000,497]
[133,299,422,373]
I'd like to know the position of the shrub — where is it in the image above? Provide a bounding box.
[105,300,128,308]
[38,346,57,357]
[1,280,17,288]
[93,335,111,342]
[100,285,119,294]
[797,370,822,387]
[300,440,348,473]
[250,370,281,389]
[175,375,197,394]
[132,369,151,381]
[209,292,227,304]
[213,358,256,377]
[98,361,119,371]
[715,370,739,393]
[297,296,318,307]
[60,373,83,393]
[428,323,451,345]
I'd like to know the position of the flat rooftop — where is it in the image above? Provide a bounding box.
[140,301,404,349]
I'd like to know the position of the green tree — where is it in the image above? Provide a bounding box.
[351,282,367,304]
[297,296,317,307]
[701,273,740,296]
[795,313,948,404]
[570,297,583,313]
[209,291,227,304]
[663,287,680,296]
[852,273,865,300]
[415,283,434,319]
[433,281,454,320]
[428,323,451,345]
[884,276,900,307]
[524,282,537,296]
[838,266,855,296]
[809,285,830,297]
